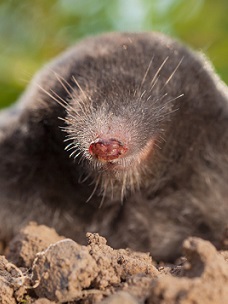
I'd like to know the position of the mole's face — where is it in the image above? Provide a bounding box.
[49,44,184,200]
[60,68,179,200]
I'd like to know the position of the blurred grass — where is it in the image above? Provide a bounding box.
[0,0,227,108]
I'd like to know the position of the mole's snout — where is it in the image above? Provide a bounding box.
[89,138,128,161]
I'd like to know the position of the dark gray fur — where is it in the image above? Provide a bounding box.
[0,32,228,261]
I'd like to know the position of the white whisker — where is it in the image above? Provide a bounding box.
[150,56,169,87]
[37,85,77,120]
[161,57,184,90]
[53,71,74,98]
[86,177,100,203]
[140,56,154,89]
[72,75,91,101]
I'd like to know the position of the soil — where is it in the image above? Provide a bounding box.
[0,222,228,304]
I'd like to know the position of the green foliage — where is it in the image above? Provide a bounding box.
[0,0,227,108]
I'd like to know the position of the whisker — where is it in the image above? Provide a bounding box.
[121,172,127,202]
[37,85,66,108]
[63,136,79,142]
[165,93,184,104]
[78,172,92,183]
[66,145,78,152]
[157,108,180,121]
[99,193,106,208]
[154,142,162,150]
[64,142,75,150]
[49,89,80,116]
[58,116,67,122]
[98,179,108,208]
[53,71,90,117]
[86,177,100,203]
[49,70,89,116]
[155,136,166,144]
[150,76,160,92]
[37,85,77,120]
[150,56,169,87]
[49,89,69,107]
[153,93,184,115]
[74,150,84,158]
[140,90,146,99]
[72,75,91,101]
[110,178,114,201]
[140,56,154,90]
[69,149,81,158]
[53,71,74,98]
[161,56,184,90]
[71,75,94,116]
[151,93,168,106]
[146,95,152,101]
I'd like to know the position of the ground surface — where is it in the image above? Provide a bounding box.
[0,222,227,304]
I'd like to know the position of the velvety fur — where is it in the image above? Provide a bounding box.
[0,32,228,261]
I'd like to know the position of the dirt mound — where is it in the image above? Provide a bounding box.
[0,222,228,303]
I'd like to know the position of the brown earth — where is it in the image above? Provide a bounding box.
[0,222,228,304]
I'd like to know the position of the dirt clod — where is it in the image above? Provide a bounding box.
[7,222,64,268]
[147,237,228,304]
[32,239,98,302]
[0,223,227,303]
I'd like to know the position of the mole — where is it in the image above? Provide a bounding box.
[0,32,227,261]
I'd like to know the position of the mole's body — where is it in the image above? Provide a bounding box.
[0,32,228,261]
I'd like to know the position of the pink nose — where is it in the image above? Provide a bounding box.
[89,138,128,161]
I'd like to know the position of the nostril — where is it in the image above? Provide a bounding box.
[89,138,128,161]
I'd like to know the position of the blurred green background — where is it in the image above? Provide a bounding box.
[0,0,227,109]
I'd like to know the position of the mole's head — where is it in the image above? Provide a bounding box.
[50,34,185,200]
[60,62,182,201]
